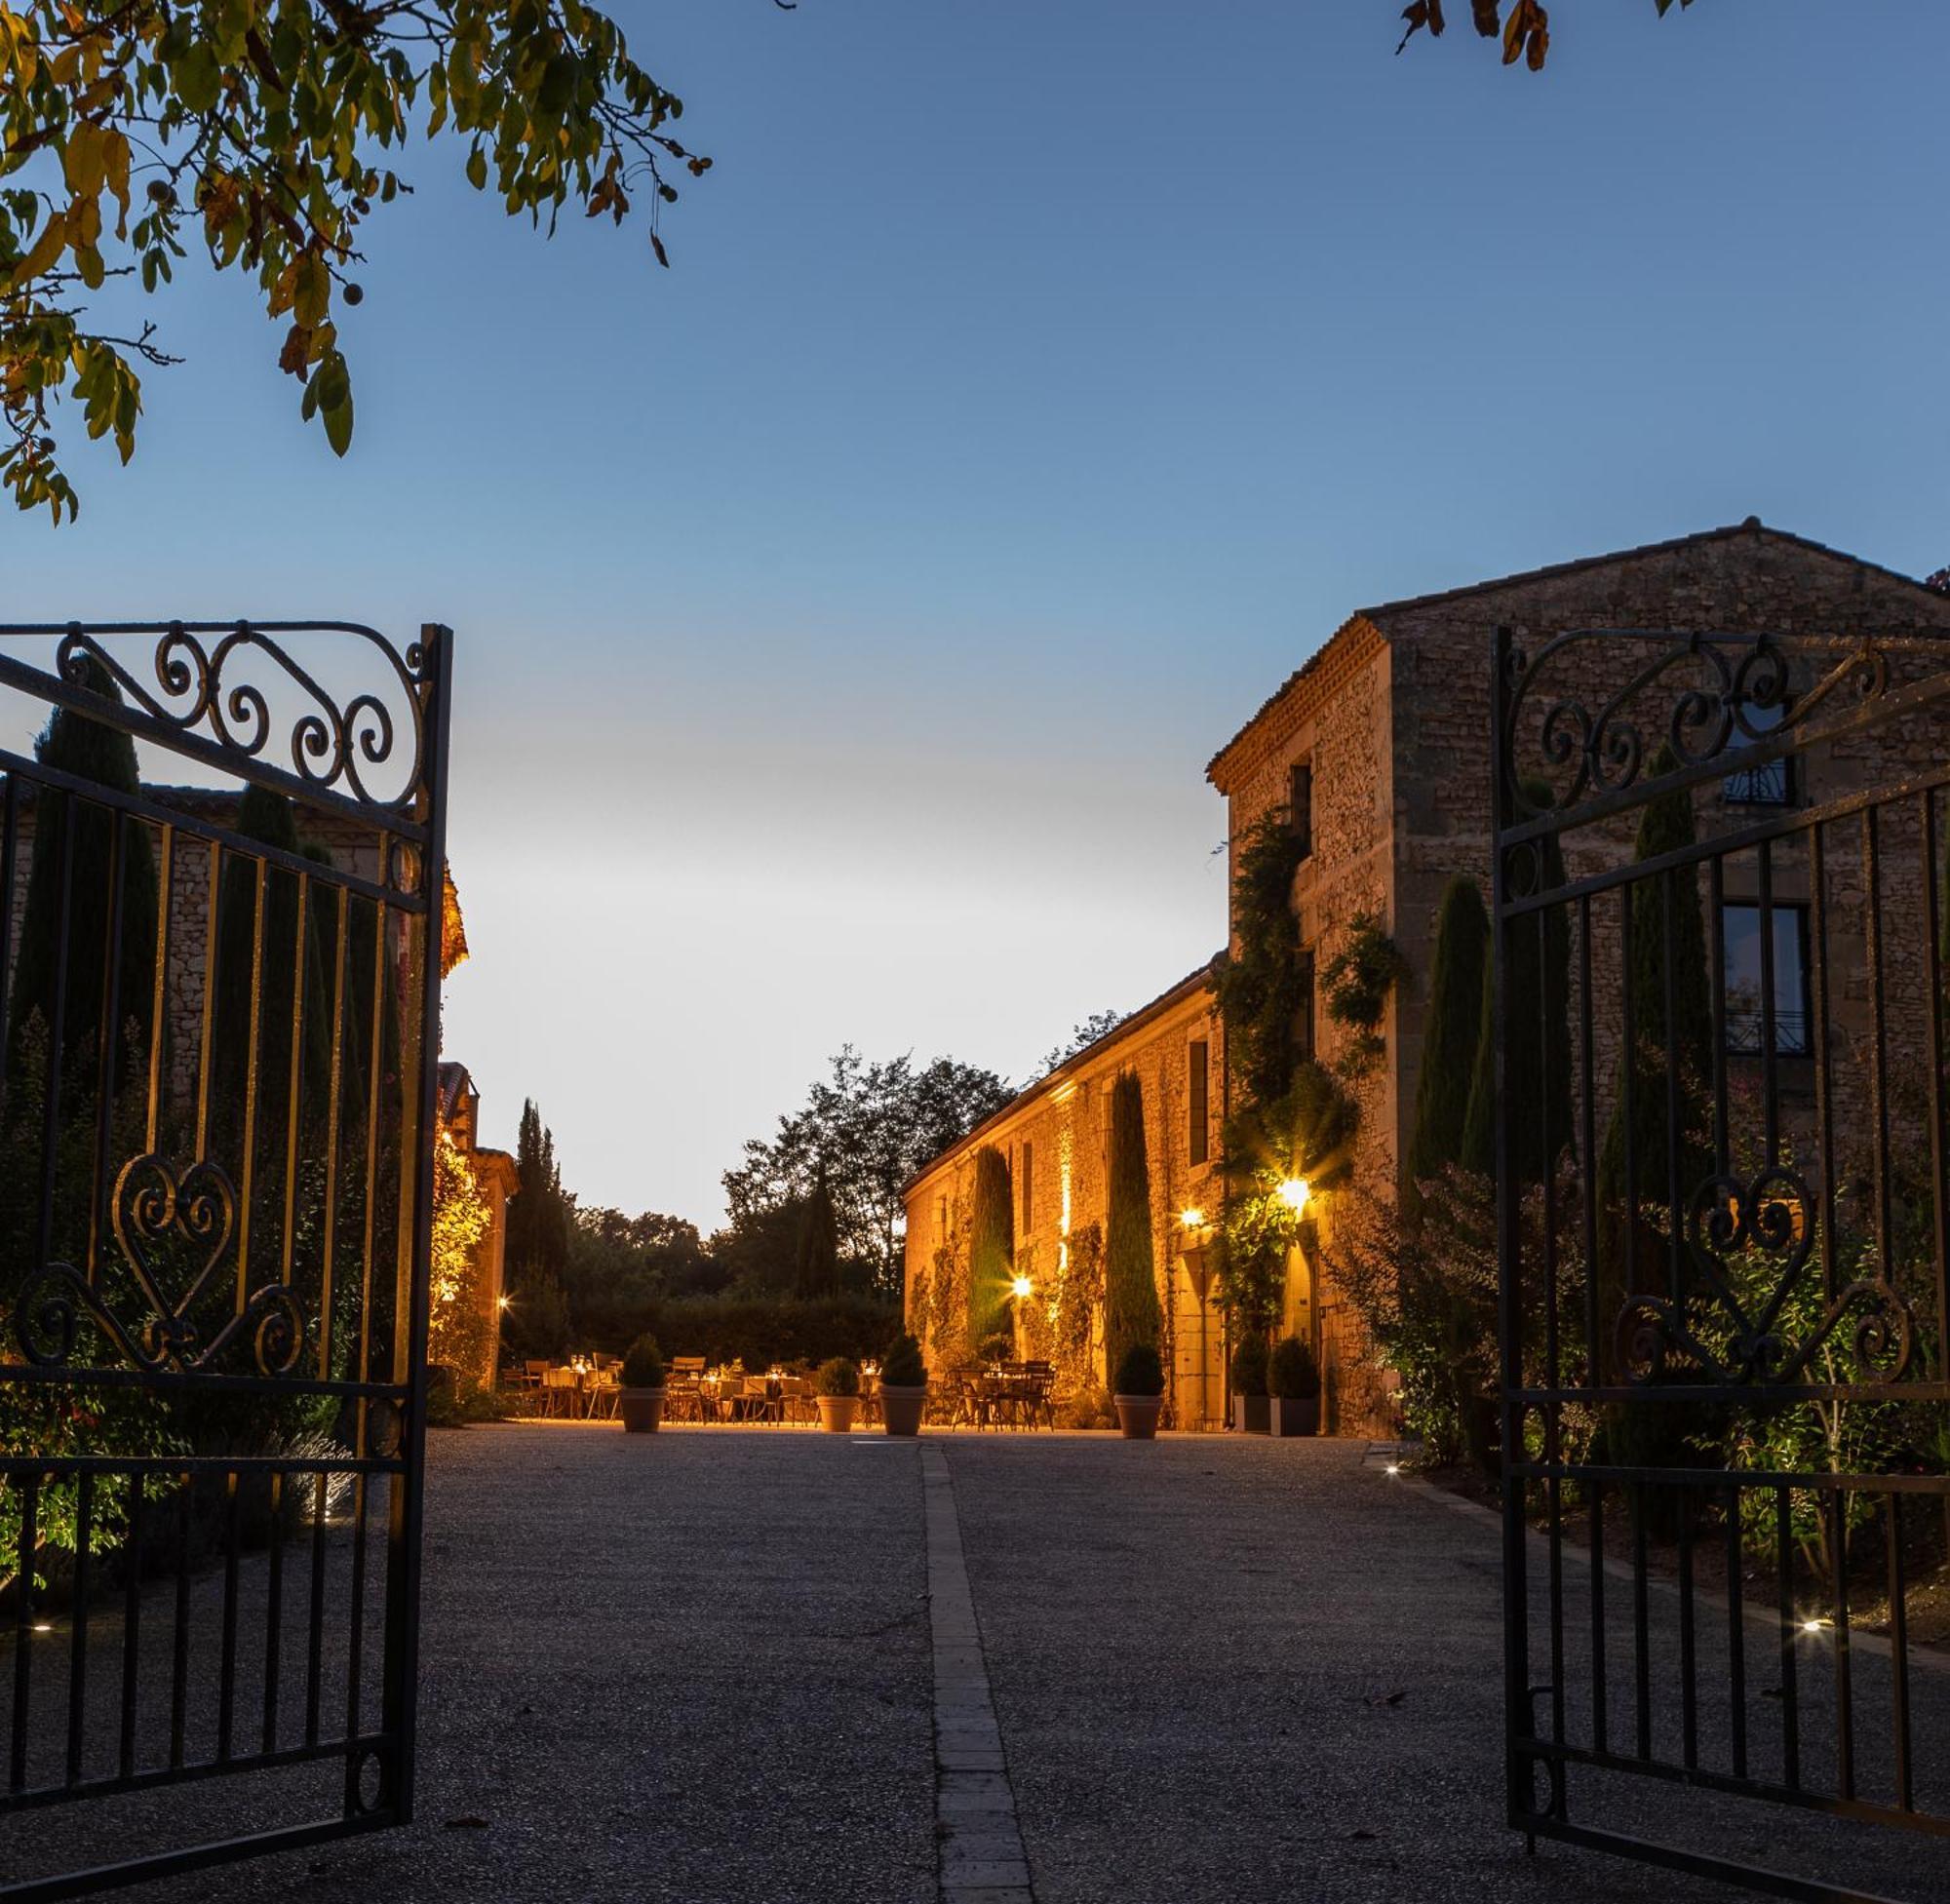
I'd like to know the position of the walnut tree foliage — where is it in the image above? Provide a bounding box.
[0,0,725,520]
[1396,0,1696,73]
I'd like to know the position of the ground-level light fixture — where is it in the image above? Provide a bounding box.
[1277,1176,1312,1214]
[496,1295,511,1310]
[1384,1462,1402,1478]
[1011,1274,1034,1300]
[1180,1207,1206,1229]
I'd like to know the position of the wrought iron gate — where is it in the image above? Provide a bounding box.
[0,622,450,1897]
[1491,623,1950,1902]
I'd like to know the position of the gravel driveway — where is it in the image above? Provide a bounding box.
[11,1425,1947,1904]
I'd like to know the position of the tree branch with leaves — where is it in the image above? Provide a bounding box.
[1397,0,1696,73]
[0,0,722,519]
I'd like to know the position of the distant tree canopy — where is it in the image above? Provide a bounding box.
[0,0,726,520]
[1397,0,1696,73]
[720,1046,1013,1302]
[1038,1010,1122,1077]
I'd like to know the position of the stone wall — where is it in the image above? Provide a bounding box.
[902,968,1228,1427]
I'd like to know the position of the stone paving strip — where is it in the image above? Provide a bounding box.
[920,1442,1034,1904]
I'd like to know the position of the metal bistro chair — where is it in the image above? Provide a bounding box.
[585,1364,620,1420]
[1018,1360,1056,1430]
[667,1356,707,1423]
[541,1364,579,1419]
[739,1375,783,1425]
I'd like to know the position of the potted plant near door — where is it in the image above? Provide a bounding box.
[815,1356,862,1433]
[879,1334,928,1437]
[1268,1336,1321,1437]
[1230,1335,1270,1435]
[1112,1342,1166,1440]
[619,1335,667,1434]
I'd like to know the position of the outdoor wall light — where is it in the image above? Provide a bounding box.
[1011,1274,1034,1300]
[496,1295,511,1310]
[1277,1176,1312,1214]
[1179,1207,1206,1229]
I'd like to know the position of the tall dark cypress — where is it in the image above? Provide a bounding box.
[1462,782,1572,1184]
[1104,1071,1161,1391]
[965,1145,1014,1345]
[1596,746,1714,1293]
[1405,875,1489,1218]
[6,656,158,1091]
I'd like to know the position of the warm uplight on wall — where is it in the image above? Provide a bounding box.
[496,1296,511,1310]
[1180,1207,1206,1229]
[1011,1274,1034,1300]
[1277,1177,1312,1214]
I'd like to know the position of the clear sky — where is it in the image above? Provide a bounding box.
[4,2,1946,1228]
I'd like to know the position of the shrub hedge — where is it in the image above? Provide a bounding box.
[576,1295,902,1371]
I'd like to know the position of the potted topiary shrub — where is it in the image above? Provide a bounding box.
[1112,1342,1166,1440]
[1230,1335,1270,1434]
[1268,1336,1321,1437]
[815,1356,862,1433]
[619,1335,667,1434]
[879,1334,928,1437]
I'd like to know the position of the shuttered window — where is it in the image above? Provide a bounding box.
[1188,1040,1209,1166]
[1021,1141,1034,1230]
[1297,949,1316,1061]
[1290,760,1314,860]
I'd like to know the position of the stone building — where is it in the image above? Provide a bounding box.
[906,519,1950,1433]
[901,963,1229,1428]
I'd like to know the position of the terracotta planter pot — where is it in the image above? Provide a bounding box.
[816,1394,861,1434]
[880,1383,927,1437]
[1232,1395,1270,1435]
[1113,1394,1164,1440]
[620,1387,666,1434]
[1268,1395,1319,1437]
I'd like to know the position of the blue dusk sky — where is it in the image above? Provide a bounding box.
[4,2,1946,1227]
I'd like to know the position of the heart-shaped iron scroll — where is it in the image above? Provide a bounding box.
[1614,1161,1913,1386]
[14,1153,305,1376]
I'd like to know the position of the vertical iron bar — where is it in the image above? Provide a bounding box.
[343,1472,370,1782]
[235,858,267,1307]
[11,1476,38,1792]
[318,877,350,1381]
[1631,1480,1651,1762]
[306,1464,329,1748]
[118,1473,142,1780]
[194,838,219,1158]
[86,802,126,1277]
[1708,855,1728,1179]
[1677,1484,1697,1771]
[1618,885,1638,1304]
[145,822,172,1148]
[280,874,309,1293]
[262,1470,286,1754]
[1810,820,1838,1304]
[36,818,77,1280]
[1578,893,1599,1389]
[1757,835,1778,1162]
[65,1470,92,1787]
[216,1470,241,1763]
[1489,626,1533,1834]
[1777,1486,1800,1791]
[1862,806,1893,1293]
[1886,1495,1913,1812]
[1588,1476,1607,1756]
[1660,869,1683,1303]
[1830,1488,1853,1804]
[169,1475,191,1770]
[379,624,452,1824]
[1921,790,1949,1394]
[0,773,20,1123]
[1725,1481,1746,1781]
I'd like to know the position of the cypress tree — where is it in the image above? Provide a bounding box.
[1104,1071,1161,1392]
[1596,747,1714,1295]
[966,1145,1013,1344]
[6,656,158,1090]
[1405,875,1489,1217]
[793,1173,840,1299]
[1462,783,1572,1184]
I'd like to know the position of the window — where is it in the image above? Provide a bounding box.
[1722,698,1793,806]
[1289,760,1314,860]
[1021,1141,1034,1230]
[1188,1040,1209,1166]
[936,1194,948,1240]
[1722,903,1810,1056]
[1296,948,1316,1062]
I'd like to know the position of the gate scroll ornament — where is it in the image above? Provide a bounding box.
[15,1152,306,1378]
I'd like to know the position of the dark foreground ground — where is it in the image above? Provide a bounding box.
[6,1425,1947,1903]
